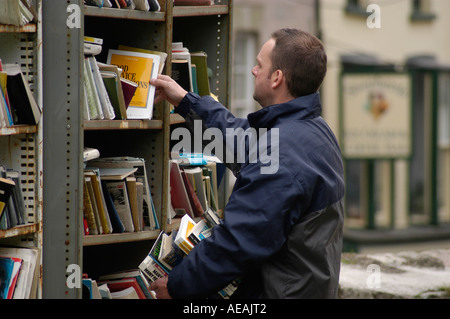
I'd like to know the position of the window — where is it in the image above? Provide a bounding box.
[231,32,258,118]
[411,0,436,21]
[345,0,370,16]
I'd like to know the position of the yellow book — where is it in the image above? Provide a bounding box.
[107,49,160,120]
[118,45,167,75]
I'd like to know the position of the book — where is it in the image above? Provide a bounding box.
[183,166,208,212]
[107,49,160,120]
[96,167,137,180]
[181,169,204,217]
[87,157,159,230]
[88,56,116,120]
[174,214,196,255]
[98,62,128,119]
[84,58,104,120]
[84,175,103,234]
[83,147,100,162]
[110,286,139,299]
[169,160,194,218]
[100,278,147,299]
[82,278,102,299]
[83,177,99,235]
[104,180,134,232]
[172,43,193,92]
[120,77,138,109]
[0,257,17,299]
[126,176,141,231]
[84,170,112,234]
[98,269,154,299]
[101,180,126,233]
[5,170,27,226]
[139,232,170,282]
[157,231,184,271]
[0,83,13,128]
[190,51,211,96]
[0,177,15,219]
[3,64,41,125]
[117,45,167,80]
[138,210,239,299]
[0,0,35,27]
[172,59,191,92]
[0,247,39,299]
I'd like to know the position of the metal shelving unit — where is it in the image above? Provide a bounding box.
[0,0,43,298]
[41,0,232,298]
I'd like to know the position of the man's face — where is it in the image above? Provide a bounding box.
[252,38,276,108]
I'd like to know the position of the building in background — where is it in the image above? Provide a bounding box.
[232,0,450,251]
[320,0,450,236]
[231,0,317,117]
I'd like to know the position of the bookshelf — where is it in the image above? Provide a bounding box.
[0,1,43,298]
[41,0,233,298]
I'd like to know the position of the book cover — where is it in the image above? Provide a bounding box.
[3,64,41,125]
[6,170,26,226]
[83,177,99,235]
[104,180,134,232]
[169,160,194,218]
[158,231,184,270]
[101,180,125,233]
[98,62,127,119]
[172,59,191,92]
[98,269,153,299]
[120,78,138,108]
[0,177,15,218]
[107,50,160,120]
[180,170,204,217]
[88,56,115,119]
[126,176,141,232]
[190,51,211,96]
[174,214,196,255]
[84,170,112,234]
[100,278,147,299]
[139,231,172,282]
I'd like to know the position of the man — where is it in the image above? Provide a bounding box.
[150,28,345,299]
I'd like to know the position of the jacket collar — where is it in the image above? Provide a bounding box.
[247,93,322,129]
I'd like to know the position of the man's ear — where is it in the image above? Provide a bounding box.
[271,69,283,89]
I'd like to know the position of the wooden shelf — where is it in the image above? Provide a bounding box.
[84,6,165,21]
[0,125,37,136]
[173,5,229,17]
[0,23,36,33]
[170,113,185,125]
[0,223,39,239]
[83,119,163,130]
[83,230,160,246]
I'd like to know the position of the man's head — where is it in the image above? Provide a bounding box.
[252,28,327,107]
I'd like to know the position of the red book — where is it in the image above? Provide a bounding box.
[120,78,138,108]
[101,278,147,299]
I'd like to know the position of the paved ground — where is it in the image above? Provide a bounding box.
[338,248,450,298]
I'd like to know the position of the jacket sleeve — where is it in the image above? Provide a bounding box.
[168,93,306,298]
[167,160,304,298]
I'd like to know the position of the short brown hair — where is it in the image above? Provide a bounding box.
[271,28,327,97]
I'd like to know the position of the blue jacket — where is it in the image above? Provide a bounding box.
[167,92,345,298]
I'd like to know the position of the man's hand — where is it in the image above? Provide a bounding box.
[150,74,188,107]
[149,276,172,299]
